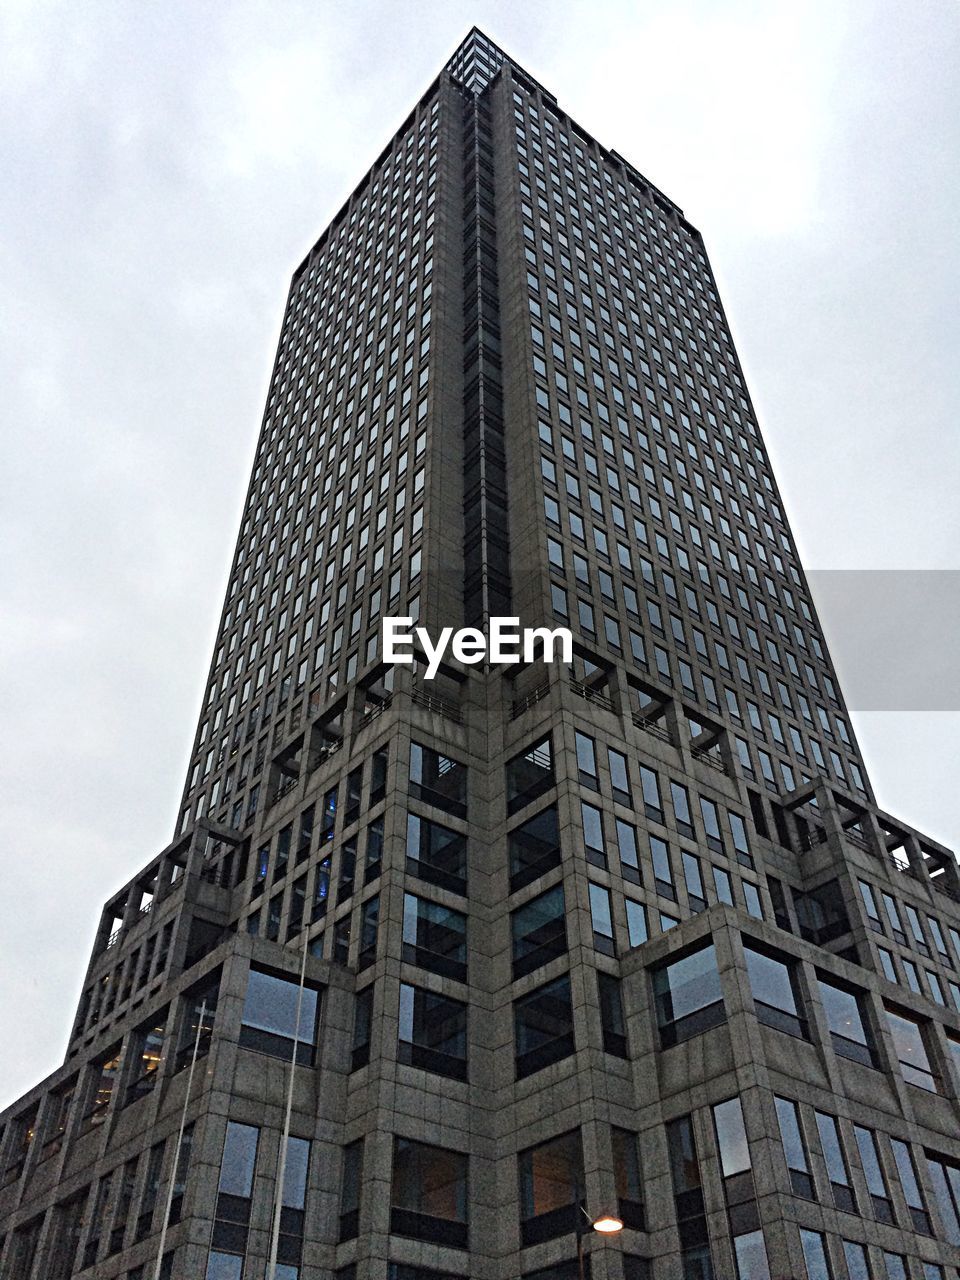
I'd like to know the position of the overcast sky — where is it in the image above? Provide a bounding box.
[1,0,957,1108]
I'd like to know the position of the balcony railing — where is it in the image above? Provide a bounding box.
[411,689,462,723]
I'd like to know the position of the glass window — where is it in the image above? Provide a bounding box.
[699,796,723,851]
[925,1153,960,1244]
[882,1254,907,1280]
[650,835,676,899]
[616,818,641,882]
[514,974,574,1079]
[608,748,631,802]
[889,1138,931,1234]
[713,865,734,905]
[653,941,725,1046]
[175,972,219,1071]
[219,1121,259,1198]
[402,893,467,982]
[639,765,662,821]
[841,1241,871,1280]
[884,1006,937,1092]
[239,970,318,1064]
[733,1230,771,1280]
[817,977,874,1066]
[853,1126,894,1223]
[406,813,467,894]
[612,1127,645,1229]
[518,1129,584,1246]
[589,882,615,955]
[799,1228,832,1280]
[744,944,806,1038]
[511,884,567,978]
[509,805,561,891]
[626,898,648,947]
[682,852,706,912]
[391,1138,468,1247]
[506,737,555,814]
[125,1014,167,1103]
[399,983,467,1081]
[775,1096,814,1199]
[713,1097,751,1176]
[598,971,628,1058]
[815,1112,855,1213]
[339,1139,362,1241]
[575,731,598,788]
[410,742,467,817]
[581,800,606,867]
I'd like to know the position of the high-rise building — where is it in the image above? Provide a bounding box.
[2,27,959,1280]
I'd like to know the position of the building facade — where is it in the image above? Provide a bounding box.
[2,27,959,1280]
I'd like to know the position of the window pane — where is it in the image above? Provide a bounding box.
[218,1122,259,1198]
[653,942,724,1044]
[240,970,318,1062]
[884,1007,936,1091]
[733,1230,770,1280]
[799,1228,831,1280]
[713,1097,751,1176]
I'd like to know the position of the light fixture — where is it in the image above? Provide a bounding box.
[591,1213,624,1234]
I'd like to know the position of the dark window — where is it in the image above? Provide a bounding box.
[598,971,629,1058]
[612,1127,645,1229]
[167,1122,194,1225]
[391,1137,468,1247]
[515,973,575,1078]
[511,884,567,978]
[518,1129,584,1246]
[175,971,220,1071]
[509,805,561,891]
[507,736,555,814]
[239,968,318,1064]
[125,1012,167,1104]
[352,986,373,1071]
[49,1192,87,1280]
[402,892,467,982]
[406,812,467,894]
[358,894,379,970]
[653,941,725,1046]
[667,1114,713,1274]
[278,1135,309,1268]
[339,1139,363,1241]
[410,742,467,817]
[775,1096,815,1199]
[814,1112,856,1214]
[135,1142,164,1241]
[743,944,806,1038]
[388,1266,464,1280]
[399,982,468,1080]
[817,977,874,1066]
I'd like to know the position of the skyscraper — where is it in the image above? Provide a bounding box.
[2,24,959,1280]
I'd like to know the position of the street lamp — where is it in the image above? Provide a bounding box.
[576,1202,624,1279]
